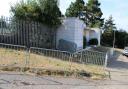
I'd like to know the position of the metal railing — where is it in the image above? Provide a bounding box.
[29,47,107,66]
[0,43,108,77]
[0,43,27,68]
[0,16,55,49]
[0,16,109,77]
[75,50,106,65]
[0,43,107,67]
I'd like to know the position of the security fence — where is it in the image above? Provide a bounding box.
[0,16,55,49]
[0,43,108,77]
[75,50,107,65]
[29,47,107,66]
[0,43,27,68]
[0,16,108,77]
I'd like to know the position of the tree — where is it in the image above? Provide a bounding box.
[85,0,104,27]
[11,0,41,21]
[103,15,116,31]
[0,20,6,28]
[0,18,7,28]
[125,35,128,46]
[65,0,85,17]
[101,15,116,46]
[38,0,62,27]
[10,0,62,48]
[10,0,62,27]
[115,29,128,48]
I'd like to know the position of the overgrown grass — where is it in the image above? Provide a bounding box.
[0,48,106,79]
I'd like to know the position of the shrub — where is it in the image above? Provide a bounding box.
[83,36,86,48]
[89,38,98,45]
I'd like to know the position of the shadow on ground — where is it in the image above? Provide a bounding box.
[107,51,128,70]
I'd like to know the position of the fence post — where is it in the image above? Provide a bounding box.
[104,52,112,79]
[80,52,83,63]
[24,47,30,72]
[104,52,108,69]
[69,53,73,71]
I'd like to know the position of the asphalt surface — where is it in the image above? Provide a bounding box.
[0,54,128,89]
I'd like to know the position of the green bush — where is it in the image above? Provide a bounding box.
[89,39,98,45]
[83,36,86,48]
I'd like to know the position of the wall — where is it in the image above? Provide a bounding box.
[56,17,86,52]
[85,28,101,46]
[74,19,86,50]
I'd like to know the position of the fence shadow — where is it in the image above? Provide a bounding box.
[107,51,128,70]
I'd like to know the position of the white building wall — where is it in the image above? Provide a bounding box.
[56,18,75,48]
[91,28,101,46]
[85,30,90,45]
[74,19,86,50]
[56,17,86,51]
[85,28,101,46]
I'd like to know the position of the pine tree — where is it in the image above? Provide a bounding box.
[103,15,116,35]
[65,0,85,17]
[85,0,104,27]
[102,15,116,46]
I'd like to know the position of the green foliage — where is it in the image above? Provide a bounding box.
[65,0,104,27]
[101,16,116,46]
[0,19,7,28]
[83,36,86,48]
[89,38,98,45]
[115,30,128,48]
[38,0,62,27]
[101,15,128,48]
[125,36,128,46]
[103,15,116,31]
[11,0,41,21]
[65,0,85,17]
[85,0,104,28]
[10,0,62,27]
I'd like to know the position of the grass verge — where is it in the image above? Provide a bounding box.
[0,48,106,79]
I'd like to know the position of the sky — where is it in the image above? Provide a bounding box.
[0,0,128,32]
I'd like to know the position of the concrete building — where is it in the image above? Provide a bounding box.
[85,27,101,46]
[56,17,101,52]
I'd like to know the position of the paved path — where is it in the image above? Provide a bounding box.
[0,54,128,89]
[105,54,128,89]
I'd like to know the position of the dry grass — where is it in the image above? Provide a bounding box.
[0,48,106,79]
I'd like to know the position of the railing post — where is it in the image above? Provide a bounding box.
[69,53,73,71]
[104,52,108,69]
[104,52,112,79]
[80,52,83,63]
[25,47,30,70]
